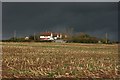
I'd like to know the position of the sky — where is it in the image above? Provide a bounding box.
[1,0,120,2]
[0,2,1,40]
[2,2,118,41]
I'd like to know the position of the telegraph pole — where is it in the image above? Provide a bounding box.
[105,33,108,44]
[34,32,36,41]
[14,30,16,40]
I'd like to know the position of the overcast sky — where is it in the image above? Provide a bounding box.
[2,2,118,41]
[1,0,120,2]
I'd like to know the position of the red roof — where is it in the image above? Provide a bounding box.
[40,32,51,36]
[40,32,61,37]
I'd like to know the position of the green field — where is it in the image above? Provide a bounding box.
[1,42,120,78]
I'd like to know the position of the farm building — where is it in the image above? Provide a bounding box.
[25,36,29,40]
[39,32,63,41]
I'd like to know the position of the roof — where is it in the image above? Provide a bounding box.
[40,32,61,37]
[40,32,51,36]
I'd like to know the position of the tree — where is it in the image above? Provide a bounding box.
[66,32,99,43]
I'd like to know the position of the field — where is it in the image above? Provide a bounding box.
[1,42,120,78]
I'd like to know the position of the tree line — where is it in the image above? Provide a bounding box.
[2,32,115,44]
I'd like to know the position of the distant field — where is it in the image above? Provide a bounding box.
[1,42,120,78]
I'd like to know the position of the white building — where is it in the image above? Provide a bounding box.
[25,36,29,40]
[39,32,62,41]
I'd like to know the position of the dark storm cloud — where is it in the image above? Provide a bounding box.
[0,1,2,40]
[2,2,118,41]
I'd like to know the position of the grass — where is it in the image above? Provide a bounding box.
[1,42,120,78]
